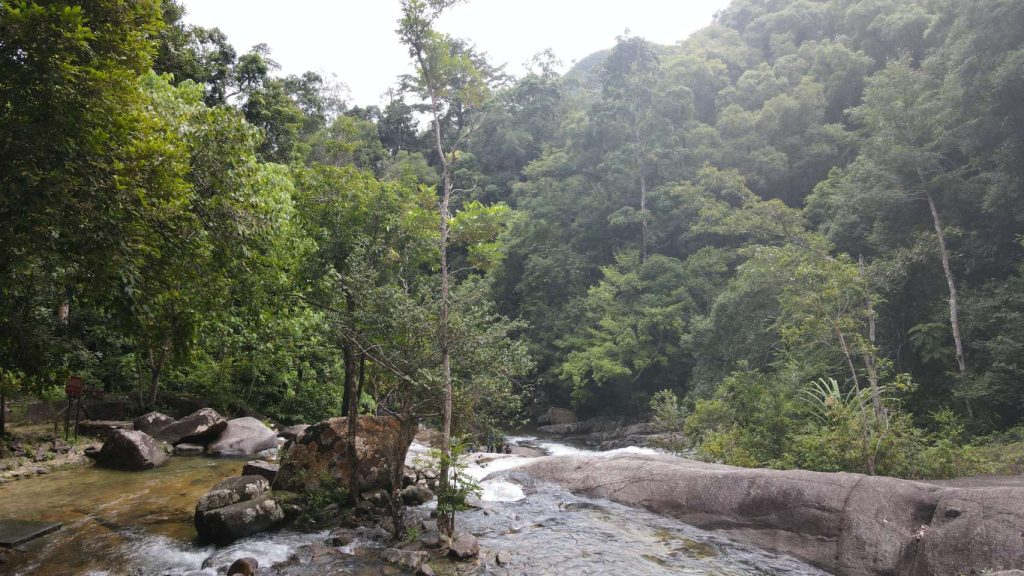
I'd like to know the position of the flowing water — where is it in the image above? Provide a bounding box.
[460,438,830,576]
[0,439,831,575]
[0,457,328,575]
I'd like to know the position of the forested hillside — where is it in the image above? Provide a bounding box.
[486,0,1024,475]
[2,0,1024,478]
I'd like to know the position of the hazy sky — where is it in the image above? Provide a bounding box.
[180,1,732,107]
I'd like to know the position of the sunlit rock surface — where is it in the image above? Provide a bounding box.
[521,452,1024,576]
[274,416,416,493]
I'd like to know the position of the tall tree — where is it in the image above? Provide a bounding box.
[115,73,290,406]
[397,0,491,537]
[814,60,971,391]
[0,0,162,381]
[294,163,435,501]
[597,37,662,262]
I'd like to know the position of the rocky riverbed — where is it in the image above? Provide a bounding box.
[1,425,1021,576]
[0,424,101,485]
[0,434,833,576]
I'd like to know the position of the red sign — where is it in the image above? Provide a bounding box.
[65,375,84,398]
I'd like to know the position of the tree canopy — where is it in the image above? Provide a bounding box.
[3,0,1024,481]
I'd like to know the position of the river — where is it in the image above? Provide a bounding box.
[0,438,830,575]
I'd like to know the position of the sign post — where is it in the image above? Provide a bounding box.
[64,376,83,442]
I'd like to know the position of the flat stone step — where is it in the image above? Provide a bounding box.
[0,520,62,547]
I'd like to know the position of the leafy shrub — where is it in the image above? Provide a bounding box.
[686,372,991,479]
[431,438,482,519]
[912,409,988,479]
[649,389,687,452]
[684,369,799,467]
[301,482,350,511]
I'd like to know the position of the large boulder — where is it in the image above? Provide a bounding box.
[520,453,1024,576]
[86,429,168,470]
[594,421,663,450]
[206,417,277,457]
[275,416,416,494]
[196,493,285,545]
[156,408,227,445]
[195,475,284,544]
[536,407,577,426]
[196,475,271,512]
[132,411,174,436]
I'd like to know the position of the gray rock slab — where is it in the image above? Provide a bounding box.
[522,453,1024,576]
[0,520,62,547]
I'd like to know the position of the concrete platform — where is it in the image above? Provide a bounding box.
[0,520,62,547]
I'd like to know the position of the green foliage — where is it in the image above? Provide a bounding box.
[0,369,25,399]
[383,151,440,187]
[685,372,989,479]
[648,390,687,452]
[306,114,387,171]
[685,369,800,467]
[6,0,1024,482]
[914,409,986,479]
[1,0,163,382]
[559,252,691,411]
[793,377,894,474]
[450,201,512,270]
[299,472,350,512]
[484,0,1024,459]
[907,323,950,365]
[429,438,482,518]
[447,277,533,436]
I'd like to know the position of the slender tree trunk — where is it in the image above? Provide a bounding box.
[836,322,874,473]
[859,256,884,420]
[924,189,971,415]
[147,364,162,407]
[1,390,6,436]
[388,417,416,539]
[834,324,861,392]
[357,354,366,405]
[407,20,460,534]
[342,293,361,505]
[636,125,648,264]
[423,83,456,537]
[633,80,648,264]
[341,292,357,416]
[861,337,883,420]
[135,354,146,409]
[146,344,169,407]
[345,390,359,506]
[437,166,455,537]
[340,351,351,416]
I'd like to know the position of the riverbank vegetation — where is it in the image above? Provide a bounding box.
[2,0,1024,480]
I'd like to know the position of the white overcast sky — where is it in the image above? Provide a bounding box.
[179,1,731,107]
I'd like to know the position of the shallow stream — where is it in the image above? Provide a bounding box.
[0,439,831,575]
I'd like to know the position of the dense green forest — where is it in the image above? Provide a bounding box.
[3,0,1024,478]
